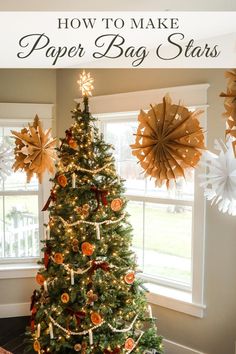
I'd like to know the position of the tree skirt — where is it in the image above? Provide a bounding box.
[0,348,12,354]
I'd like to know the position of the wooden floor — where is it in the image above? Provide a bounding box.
[0,316,32,354]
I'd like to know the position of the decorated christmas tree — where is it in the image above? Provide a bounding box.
[25,72,163,354]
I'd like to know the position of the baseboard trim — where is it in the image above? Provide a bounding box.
[163,339,206,354]
[0,302,30,318]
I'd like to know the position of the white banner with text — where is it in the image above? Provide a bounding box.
[0,11,236,68]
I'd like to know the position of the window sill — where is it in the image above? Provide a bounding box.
[0,262,40,279]
[146,283,206,318]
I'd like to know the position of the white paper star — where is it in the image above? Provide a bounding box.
[200,139,236,215]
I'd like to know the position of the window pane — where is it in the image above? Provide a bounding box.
[105,121,146,194]
[146,170,194,201]
[3,195,39,258]
[144,203,192,285]
[127,200,144,270]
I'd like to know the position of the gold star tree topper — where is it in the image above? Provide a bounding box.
[77,71,94,97]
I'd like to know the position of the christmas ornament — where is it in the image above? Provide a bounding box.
[130,95,205,188]
[0,145,13,181]
[11,115,56,183]
[49,322,54,339]
[124,338,135,351]
[72,239,79,246]
[78,71,94,97]
[74,344,82,351]
[61,293,70,303]
[54,253,64,264]
[200,139,236,215]
[33,340,41,352]
[81,342,87,354]
[72,245,79,252]
[111,198,123,212]
[76,204,90,218]
[72,239,79,252]
[36,273,45,286]
[90,312,102,325]
[81,242,94,256]
[68,139,78,149]
[57,174,67,187]
[220,70,236,138]
[124,272,135,285]
[72,172,76,188]
[87,290,98,304]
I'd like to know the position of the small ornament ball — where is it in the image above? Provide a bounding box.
[57,174,67,187]
[81,242,94,256]
[124,271,135,284]
[33,340,41,352]
[68,139,78,149]
[124,338,135,351]
[61,293,70,303]
[74,343,82,351]
[111,198,123,211]
[54,253,64,264]
[36,273,45,286]
[91,311,102,325]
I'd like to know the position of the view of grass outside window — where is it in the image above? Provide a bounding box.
[103,119,194,288]
[0,126,40,259]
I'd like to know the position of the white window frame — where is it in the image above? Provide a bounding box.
[76,84,208,317]
[0,103,54,279]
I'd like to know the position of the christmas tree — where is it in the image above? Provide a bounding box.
[26,72,163,354]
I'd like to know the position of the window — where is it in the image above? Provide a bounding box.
[103,118,194,289]
[0,103,53,276]
[86,84,208,317]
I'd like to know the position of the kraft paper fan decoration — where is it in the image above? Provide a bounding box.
[130,94,205,188]
[11,115,56,183]
[220,70,236,138]
[200,139,236,216]
[220,69,236,157]
[0,144,13,181]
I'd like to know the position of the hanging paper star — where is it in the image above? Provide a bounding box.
[77,71,94,96]
[200,139,236,216]
[0,144,13,181]
[220,70,236,138]
[11,115,57,183]
[131,94,205,188]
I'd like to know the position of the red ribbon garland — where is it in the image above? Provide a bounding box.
[66,308,86,326]
[65,128,73,142]
[104,349,120,354]
[90,186,108,211]
[89,260,110,275]
[42,188,57,211]
[44,244,52,270]
[30,290,38,331]
[30,290,37,311]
